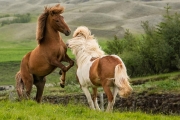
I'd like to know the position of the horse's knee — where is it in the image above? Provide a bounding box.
[70,60,74,66]
[61,66,68,72]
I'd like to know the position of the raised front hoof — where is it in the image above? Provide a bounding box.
[59,70,62,75]
[60,83,65,88]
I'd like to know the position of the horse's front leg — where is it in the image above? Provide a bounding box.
[59,70,66,88]
[63,53,74,71]
[59,54,74,88]
[50,55,74,88]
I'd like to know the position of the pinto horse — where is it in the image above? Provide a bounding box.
[15,4,74,103]
[67,26,133,112]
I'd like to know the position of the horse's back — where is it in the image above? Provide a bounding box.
[98,55,122,75]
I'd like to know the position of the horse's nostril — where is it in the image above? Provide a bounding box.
[65,30,71,36]
[66,43,69,47]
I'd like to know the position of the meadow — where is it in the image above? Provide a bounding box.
[0,100,180,120]
[0,0,180,119]
[0,35,180,119]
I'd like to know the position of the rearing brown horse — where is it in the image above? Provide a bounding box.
[15,4,74,103]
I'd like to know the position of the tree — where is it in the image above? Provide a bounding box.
[105,4,180,77]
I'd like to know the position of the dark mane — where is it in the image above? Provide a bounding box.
[36,4,64,44]
[36,7,48,44]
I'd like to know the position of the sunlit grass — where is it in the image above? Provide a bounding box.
[0,100,179,120]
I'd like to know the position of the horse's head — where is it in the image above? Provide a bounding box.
[36,4,71,43]
[48,4,71,36]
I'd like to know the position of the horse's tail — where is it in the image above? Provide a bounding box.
[114,63,133,98]
[15,71,24,98]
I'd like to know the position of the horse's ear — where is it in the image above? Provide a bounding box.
[55,4,60,7]
[50,4,64,15]
[44,6,47,10]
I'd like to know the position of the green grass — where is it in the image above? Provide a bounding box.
[0,100,179,120]
[0,48,33,62]
[132,72,180,94]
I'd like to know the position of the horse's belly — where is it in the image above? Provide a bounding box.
[29,60,55,76]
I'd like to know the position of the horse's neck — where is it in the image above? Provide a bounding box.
[43,25,61,45]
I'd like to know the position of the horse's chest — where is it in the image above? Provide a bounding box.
[50,46,65,61]
[77,62,94,87]
[57,46,66,60]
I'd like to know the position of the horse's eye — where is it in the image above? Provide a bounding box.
[56,20,59,22]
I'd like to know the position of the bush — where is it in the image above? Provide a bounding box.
[1,13,31,26]
[105,4,180,77]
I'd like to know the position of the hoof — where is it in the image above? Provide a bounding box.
[60,83,65,88]
[59,70,62,75]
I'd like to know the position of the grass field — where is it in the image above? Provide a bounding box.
[0,12,179,120]
[0,43,179,118]
[0,1,180,119]
[0,100,179,120]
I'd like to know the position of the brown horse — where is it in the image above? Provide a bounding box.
[67,26,132,112]
[15,4,74,103]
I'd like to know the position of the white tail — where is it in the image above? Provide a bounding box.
[114,63,133,98]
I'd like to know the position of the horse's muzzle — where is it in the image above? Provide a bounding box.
[66,43,69,48]
[65,30,71,36]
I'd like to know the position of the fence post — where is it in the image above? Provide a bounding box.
[100,92,104,111]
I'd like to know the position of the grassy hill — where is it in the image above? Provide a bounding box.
[0,0,180,41]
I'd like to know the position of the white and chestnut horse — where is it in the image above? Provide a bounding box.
[67,26,133,112]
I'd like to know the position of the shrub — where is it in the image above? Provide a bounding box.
[1,13,31,26]
[105,4,180,77]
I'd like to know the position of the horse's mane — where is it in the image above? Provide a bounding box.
[36,4,64,44]
[73,26,94,40]
[69,37,105,67]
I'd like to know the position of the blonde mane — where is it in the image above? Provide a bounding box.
[68,37,105,66]
[36,4,64,44]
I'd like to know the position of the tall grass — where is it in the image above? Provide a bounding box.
[0,100,179,120]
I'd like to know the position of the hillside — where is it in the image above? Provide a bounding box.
[0,0,180,41]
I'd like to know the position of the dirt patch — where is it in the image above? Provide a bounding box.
[43,92,180,115]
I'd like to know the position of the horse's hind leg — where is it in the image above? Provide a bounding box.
[19,52,33,99]
[102,81,114,112]
[92,87,100,110]
[33,76,46,103]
